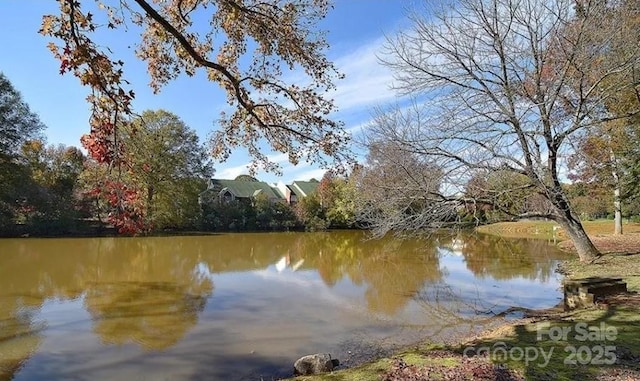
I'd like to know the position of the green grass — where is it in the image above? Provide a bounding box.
[561,253,640,292]
[457,305,640,380]
[288,345,461,381]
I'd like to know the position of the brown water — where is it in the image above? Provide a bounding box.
[0,231,569,380]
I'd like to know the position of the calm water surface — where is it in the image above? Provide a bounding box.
[0,231,569,380]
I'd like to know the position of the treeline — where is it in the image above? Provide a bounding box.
[1,73,86,236]
[460,170,640,226]
[0,72,361,236]
[4,68,638,238]
[1,71,212,236]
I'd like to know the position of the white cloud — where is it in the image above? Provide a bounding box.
[216,158,328,183]
[216,163,251,179]
[345,120,372,135]
[277,37,398,115]
[289,168,327,182]
[216,152,291,179]
[216,37,403,182]
[265,152,290,164]
[331,37,398,113]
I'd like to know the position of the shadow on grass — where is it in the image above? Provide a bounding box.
[457,302,640,381]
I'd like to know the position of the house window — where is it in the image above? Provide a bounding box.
[221,191,233,203]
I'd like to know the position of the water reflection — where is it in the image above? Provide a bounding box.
[0,299,43,381]
[0,231,569,380]
[274,232,444,314]
[441,234,559,281]
[86,281,210,350]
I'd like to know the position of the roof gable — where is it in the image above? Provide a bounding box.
[211,179,281,199]
[290,181,319,197]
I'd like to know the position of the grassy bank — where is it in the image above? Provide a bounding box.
[289,294,640,380]
[476,219,640,241]
[285,221,640,381]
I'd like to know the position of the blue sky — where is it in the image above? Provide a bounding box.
[0,1,410,183]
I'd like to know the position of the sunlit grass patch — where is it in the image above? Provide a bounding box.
[476,221,561,240]
[455,305,640,381]
[477,220,640,241]
[560,252,640,292]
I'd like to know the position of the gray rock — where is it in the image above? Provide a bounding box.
[293,353,340,375]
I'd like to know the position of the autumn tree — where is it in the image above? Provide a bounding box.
[39,0,350,230]
[563,182,610,220]
[253,193,298,230]
[464,170,553,224]
[294,192,328,231]
[76,110,212,232]
[567,124,632,233]
[292,171,357,230]
[566,0,640,235]
[0,73,45,231]
[370,0,640,261]
[75,158,105,222]
[619,119,640,199]
[22,142,85,196]
[235,175,259,182]
[199,198,247,231]
[315,171,356,228]
[19,141,86,233]
[323,174,357,228]
[121,110,212,229]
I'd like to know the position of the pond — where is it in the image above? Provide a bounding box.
[0,231,569,380]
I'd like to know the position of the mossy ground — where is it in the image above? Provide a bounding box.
[289,345,464,381]
[284,221,640,381]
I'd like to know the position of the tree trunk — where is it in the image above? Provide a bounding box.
[611,156,623,235]
[549,188,600,262]
[147,185,154,223]
[556,215,600,262]
[614,184,623,235]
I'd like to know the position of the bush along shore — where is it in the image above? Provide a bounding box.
[285,221,640,381]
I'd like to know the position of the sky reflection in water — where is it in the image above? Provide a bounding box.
[0,231,569,380]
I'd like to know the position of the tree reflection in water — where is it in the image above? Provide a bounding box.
[283,232,443,314]
[0,299,43,381]
[443,233,560,281]
[411,232,568,338]
[85,281,210,350]
[0,232,568,380]
[0,236,215,379]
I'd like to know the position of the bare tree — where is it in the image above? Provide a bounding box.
[368,0,640,262]
[354,134,455,236]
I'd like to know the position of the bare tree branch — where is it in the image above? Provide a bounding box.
[360,0,640,262]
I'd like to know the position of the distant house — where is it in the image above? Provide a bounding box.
[273,179,319,205]
[288,180,319,205]
[200,177,284,205]
[200,177,319,206]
